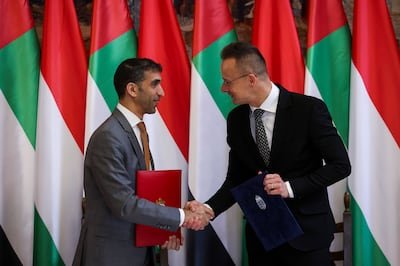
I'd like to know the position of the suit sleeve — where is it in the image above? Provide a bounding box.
[289,98,351,198]
[86,128,181,231]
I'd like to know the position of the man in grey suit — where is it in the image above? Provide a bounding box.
[73,58,209,266]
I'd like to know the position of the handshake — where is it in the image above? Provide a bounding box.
[182,200,215,231]
[161,201,214,250]
[160,201,214,250]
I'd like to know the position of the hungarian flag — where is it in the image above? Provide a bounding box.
[34,0,87,265]
[187,1,243,265]
[348,0,400,265]
[0,1,39,265]
[252,0,304,94]
[304,0,351,254]
[138,1,190,265]
[85,0,137,147]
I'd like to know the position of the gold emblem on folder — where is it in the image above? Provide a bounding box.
[156,198,166,206]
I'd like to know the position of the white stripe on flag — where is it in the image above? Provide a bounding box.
[304,68,322,99]
[144,111,188,265]
[36,74,83,265]
[305,68,347,253]
[188,66,229,200]
[188,65,242,265]
[349,63,400,265]
[84,73,111,150]
[0,94,35,266]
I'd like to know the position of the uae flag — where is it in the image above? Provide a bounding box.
[85,0,137,147]
[252,0,304,94]
[187,1,243,265]
[304,0,351,254]
[348,0,400,265]
[0,1,39,265]
[34,0,87,265]
[138,1,190,265]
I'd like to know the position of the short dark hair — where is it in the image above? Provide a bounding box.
[113,58,162,98]
[221,41,267,75]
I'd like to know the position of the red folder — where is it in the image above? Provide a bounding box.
[135,169,182,246]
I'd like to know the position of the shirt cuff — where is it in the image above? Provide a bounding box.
[285,181,294,198]
[204,203,213,211]
[179,208,184,226]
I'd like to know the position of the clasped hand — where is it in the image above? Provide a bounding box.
[161,201,214,251]
[263,173,289,198]
[182,200,214,231]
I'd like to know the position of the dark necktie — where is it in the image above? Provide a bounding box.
[254,109,270,166]
[137,122,151,170]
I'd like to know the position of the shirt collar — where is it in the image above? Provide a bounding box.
[250,82,279,114]
[116,103,142,128]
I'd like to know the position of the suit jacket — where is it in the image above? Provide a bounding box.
[73,109,180,266]
[206,85,351,252]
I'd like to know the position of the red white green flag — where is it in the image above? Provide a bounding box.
[138,1,190,265]
[349,0,400,265]
[34,0,87,265]
[85,0,137,147]
[252,0,304,94]
[0,1,39,264]
[187,1,243,265]
[305,0,351,254]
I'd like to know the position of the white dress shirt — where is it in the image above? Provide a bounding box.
[249,83,294,198]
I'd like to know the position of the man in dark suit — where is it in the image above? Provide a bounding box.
[187,42,351,265]
[73,58,209,266]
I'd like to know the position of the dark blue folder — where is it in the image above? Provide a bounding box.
[231,173,303,251]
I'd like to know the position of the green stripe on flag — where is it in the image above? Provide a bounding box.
[33,208,64,266]
[193,30,237,119]
[0,29,39,147]
[89,30,137,111]
[306,26,351,145]
[350,194,389,266]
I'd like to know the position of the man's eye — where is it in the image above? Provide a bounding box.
[151,80,161,87]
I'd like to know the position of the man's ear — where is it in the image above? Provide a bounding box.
[249,73,257,86]
[126,82,138,97]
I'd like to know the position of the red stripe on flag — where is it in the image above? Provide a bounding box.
[90,0,134,54]
[138,0,190,160]
[41,0,87,152]
[0,0,34,48]
[192,0,234,57]
[307,0,348,47]
[252,0,305,94]
[353,0,400,146]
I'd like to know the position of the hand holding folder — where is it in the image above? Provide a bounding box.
[136,170,182,247]
[231,173,303,251]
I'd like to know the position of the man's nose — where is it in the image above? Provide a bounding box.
[158,85,165,96]
[221,83,229,92]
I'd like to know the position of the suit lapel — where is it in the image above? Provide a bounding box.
[270,86,293,168]
[112,109,147,170]
[235,105,266,170]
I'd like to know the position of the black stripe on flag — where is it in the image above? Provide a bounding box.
[186,192,235,266]
[0,225,22,266]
